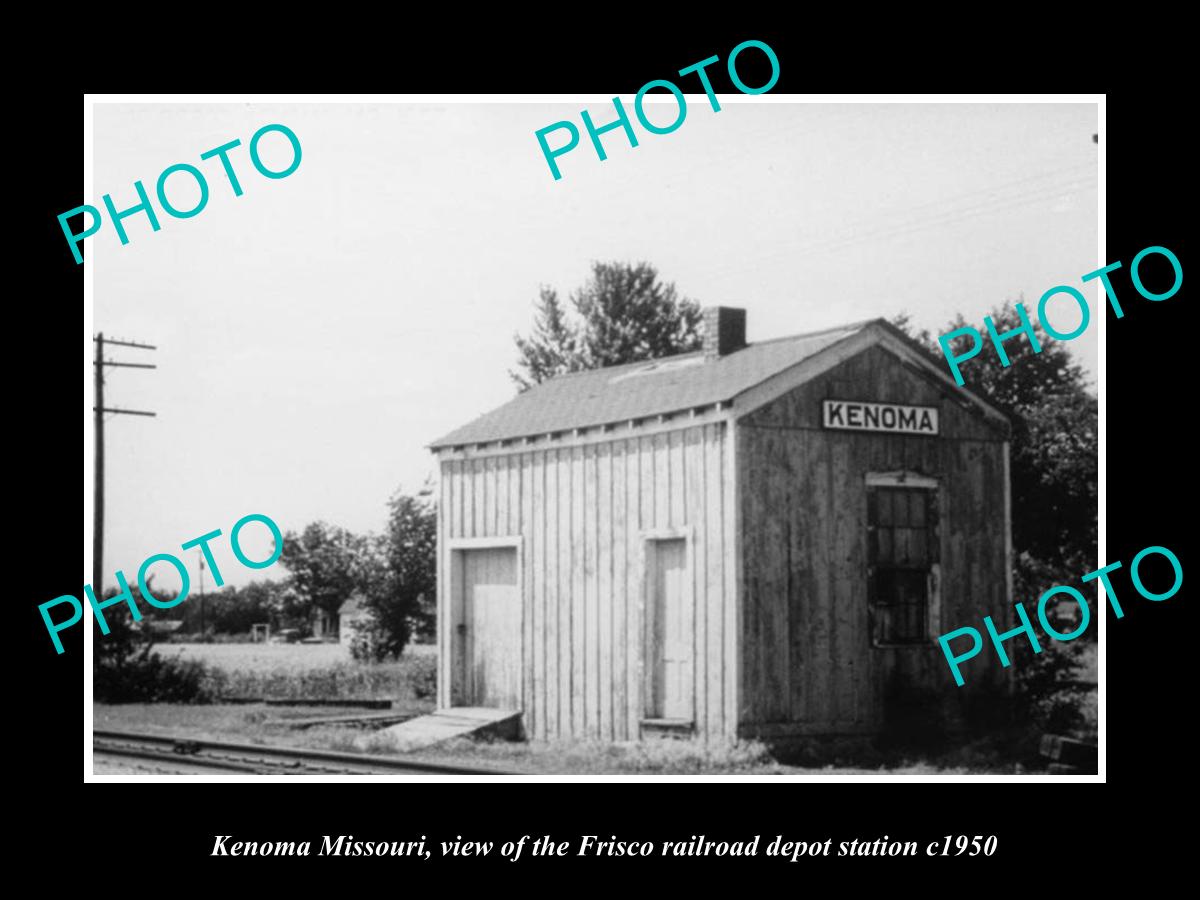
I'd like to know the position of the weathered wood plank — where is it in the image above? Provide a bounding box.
[500,455,510,535]
[600,444,619,739]
[512,454,522,534]
[531,450,545,739]
[489,458,504,535]
[654,431,669,530]
[472,457,485,538]
[437,463,450,709]
[705,425,725,737]
[808,426,833,725]
[445,461,457,540]
[626,437,643,738]
[787,430,809,722]
[739,425,762,722]
[519,453,533,733]
[670,428,686,529]
[765,426,790,723]
[502,455,513,534]
[612,440,628,740]
[639,434,656,724]
[453,460,463,539]
[553,447,569,738]
[452,461,462,539]
[600,444,615,736]
[439,463,453,708]
[685,427,707,735]
[724,424,739,737]
[830,434,854,725]
[571,444,586,737]
[583,442,599,739]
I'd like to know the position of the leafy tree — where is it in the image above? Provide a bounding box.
[383,485,438,640]
[512,261,703,389]
[894,302,1096,573]
[353,485,439,661]
[175,579,284,636]
[278,522,375,625]
[227,580,285,632]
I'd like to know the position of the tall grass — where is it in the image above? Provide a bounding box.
[144,643,437,703]
[364,733,780,774]
[202,654,435,702]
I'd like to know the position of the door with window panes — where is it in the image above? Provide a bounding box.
[867,483,940,646]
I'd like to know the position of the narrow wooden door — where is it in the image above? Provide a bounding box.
[461,547,521,709]
[648,538,691,720]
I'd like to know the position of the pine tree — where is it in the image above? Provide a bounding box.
[511,261,702,390]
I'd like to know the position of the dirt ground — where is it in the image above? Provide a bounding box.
[92,702,1018,775]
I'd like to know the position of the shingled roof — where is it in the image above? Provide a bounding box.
[430,319,885,449]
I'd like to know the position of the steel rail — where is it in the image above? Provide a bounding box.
[93,730,511,775]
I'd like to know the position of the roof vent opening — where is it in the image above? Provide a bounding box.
[703,307,747,359]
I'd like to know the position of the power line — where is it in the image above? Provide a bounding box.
[790,176,1097,260]
[700,173,1097,285]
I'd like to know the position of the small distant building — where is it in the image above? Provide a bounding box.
[310,593,372,642]
[429,307,1012,743]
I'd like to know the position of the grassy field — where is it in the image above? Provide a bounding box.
[152,641,437,702]
[154,641,435,671]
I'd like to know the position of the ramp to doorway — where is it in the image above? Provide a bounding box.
[360,707,522,753]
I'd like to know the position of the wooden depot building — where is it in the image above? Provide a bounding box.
[428,308,1011,743]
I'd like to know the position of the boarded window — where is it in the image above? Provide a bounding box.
[867,485,939,646]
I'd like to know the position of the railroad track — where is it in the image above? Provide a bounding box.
[93,729,508,775]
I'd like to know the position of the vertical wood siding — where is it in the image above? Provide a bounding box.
[738,345,1009,733]
[438,422,735,741]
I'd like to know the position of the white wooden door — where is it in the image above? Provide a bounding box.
[649,539,691,720]
[462,547,521,709]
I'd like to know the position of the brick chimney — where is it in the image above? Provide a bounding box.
[702,306,747,360]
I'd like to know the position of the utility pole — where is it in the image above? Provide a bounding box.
[94,335,104,597]
[198,549,206,635]
[92,333,157,596]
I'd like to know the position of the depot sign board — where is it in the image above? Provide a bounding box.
[822,400,939,436]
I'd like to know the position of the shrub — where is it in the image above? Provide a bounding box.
[409,653,437,700]
[1009,551,1090,739]
[94,609,214,704]
[347,618,391,664]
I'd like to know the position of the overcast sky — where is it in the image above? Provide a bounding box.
[91,100,1098,591]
